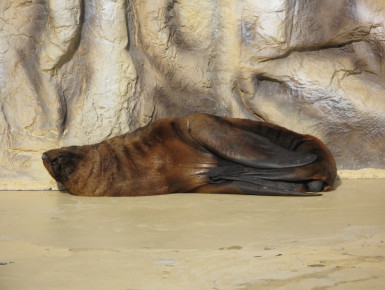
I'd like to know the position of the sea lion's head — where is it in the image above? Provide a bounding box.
[42,146,85,183]
[42,144,102,194]
[42,144,118,196]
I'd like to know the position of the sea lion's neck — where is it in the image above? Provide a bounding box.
[92,136,145,196]
[63,145,102,196]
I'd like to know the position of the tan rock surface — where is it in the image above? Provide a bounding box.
[1,0,385,189]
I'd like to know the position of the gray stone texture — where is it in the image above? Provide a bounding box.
[1,0,385,189]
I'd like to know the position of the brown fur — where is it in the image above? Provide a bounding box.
[42,114,337,196]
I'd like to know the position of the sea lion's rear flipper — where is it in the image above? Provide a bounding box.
[205,165,324,195]
[191,181,322,196]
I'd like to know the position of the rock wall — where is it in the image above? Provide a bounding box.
[1,0,385,189]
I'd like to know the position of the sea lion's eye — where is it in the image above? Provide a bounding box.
[51,156,65,167]
[51,158,59,166]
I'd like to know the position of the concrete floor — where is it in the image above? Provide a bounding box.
[0,179,384,289]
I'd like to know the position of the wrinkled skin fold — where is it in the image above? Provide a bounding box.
[42,114,337,196]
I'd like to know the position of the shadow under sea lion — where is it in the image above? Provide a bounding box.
[42,114,337,196]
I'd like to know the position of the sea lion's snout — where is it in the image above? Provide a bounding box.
[42,152,52,170]
[42,151,58,181]
[42,153,48,160]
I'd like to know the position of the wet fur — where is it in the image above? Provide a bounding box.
[42,114,337,196]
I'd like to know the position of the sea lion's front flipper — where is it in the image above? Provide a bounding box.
[189,117,317,169]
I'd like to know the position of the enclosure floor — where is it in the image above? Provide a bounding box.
[1,179,385,289]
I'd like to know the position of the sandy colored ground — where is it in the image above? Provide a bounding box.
[0,179,385,289]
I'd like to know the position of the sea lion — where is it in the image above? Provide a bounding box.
[42,114,337,196]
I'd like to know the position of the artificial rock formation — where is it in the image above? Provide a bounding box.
[1,0,385,189]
